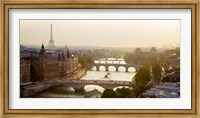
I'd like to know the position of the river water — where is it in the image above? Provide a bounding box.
[34,58,136,98]
[82,70,135,81]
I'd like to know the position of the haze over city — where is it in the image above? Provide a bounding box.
[20,20,180,48]
[20,19,180,98]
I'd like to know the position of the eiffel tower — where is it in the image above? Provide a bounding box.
[48,24,56,49]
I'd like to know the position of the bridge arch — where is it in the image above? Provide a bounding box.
[108,66,116,72]
[91,66,97,71]
[128,67,136,72]
[84,85,105,93]
[118,66,126,72]
[99,66,106,71]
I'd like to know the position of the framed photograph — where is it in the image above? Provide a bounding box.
[1,0,199,117]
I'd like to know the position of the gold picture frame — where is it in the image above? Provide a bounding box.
[0,0,199,117]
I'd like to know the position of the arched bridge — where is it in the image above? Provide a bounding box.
[90,63,142,72]
[44,80,135,90]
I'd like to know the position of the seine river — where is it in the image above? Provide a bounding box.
[82,70,135,81]
[35,58,136,98]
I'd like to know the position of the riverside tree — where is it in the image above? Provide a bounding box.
[134,65,151,97]
[135,65,151,87]
[101,87,135,98]
[78,54,93,70]
[101,89,117,98]
[152,62,162,83]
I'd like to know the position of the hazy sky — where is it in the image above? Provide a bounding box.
[20,20,180,48]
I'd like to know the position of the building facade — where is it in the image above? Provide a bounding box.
[20,60,31,84]
[38,44,80,81]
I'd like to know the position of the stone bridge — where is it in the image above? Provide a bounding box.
[90,63,142,72]
[21,79,135,97]
[44,80,135,90]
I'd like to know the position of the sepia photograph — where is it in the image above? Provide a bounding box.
[20,19,180,98]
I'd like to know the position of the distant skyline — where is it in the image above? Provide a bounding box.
[20,20,180,48]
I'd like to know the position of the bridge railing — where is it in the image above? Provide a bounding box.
[46,80,135,86]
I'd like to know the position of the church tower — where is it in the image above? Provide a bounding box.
[48,24,56,49]
[39,43,47,81]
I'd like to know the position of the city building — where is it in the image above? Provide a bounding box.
[20,60,31,84]
[140,82,180,98]
[162,66,180,82]
[38,43,80,81]
[39,43,59,80]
